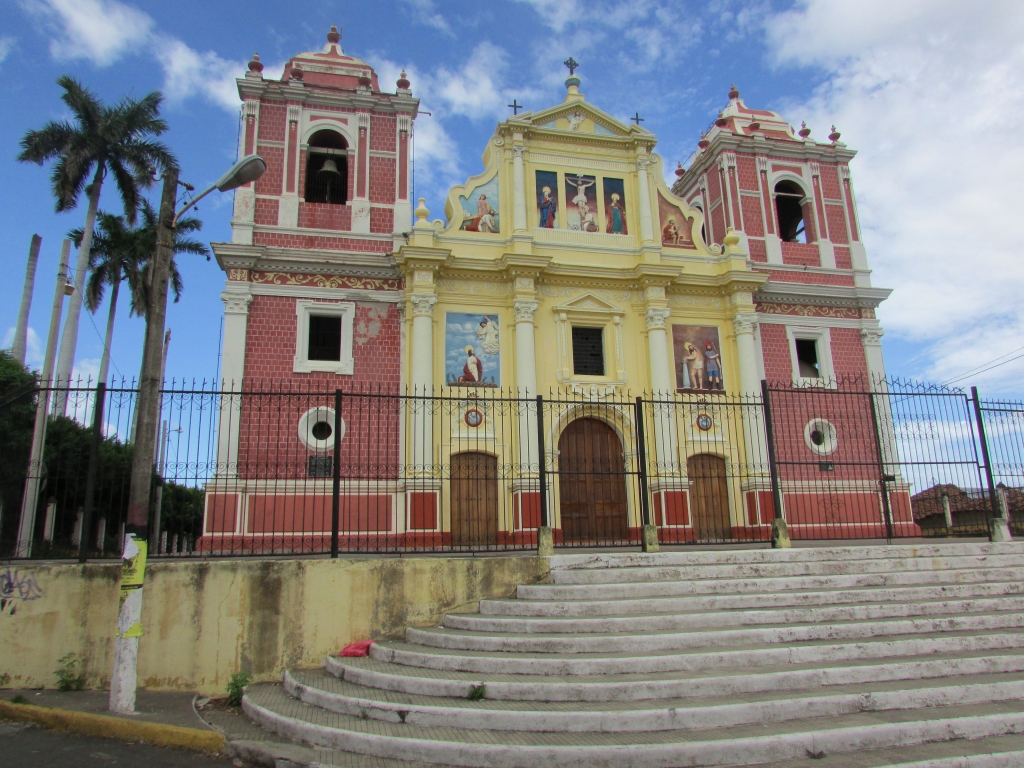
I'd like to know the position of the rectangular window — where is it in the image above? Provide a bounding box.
[307,455,333,478]
[308,315,342,361]
[572,326,605,376]
[795,338,820,378]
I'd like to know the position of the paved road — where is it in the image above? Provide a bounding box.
[0,721,241,767]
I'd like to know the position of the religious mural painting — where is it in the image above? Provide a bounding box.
[673,325,725,392]
[603,177,627,234]
[458,176,500,233]
[445,313,501,388]
[658,192,695,248]
[565,174,599,231]
[536,170,559,228]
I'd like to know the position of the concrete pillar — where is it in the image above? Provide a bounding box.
[513,145,527,232]
[862,326,898,471]
[734,313,770,472]
[645,307,679,474]
[409,293,437,473]
[636,158,656,244]
[216,287,251,478]
[514,298,540,522]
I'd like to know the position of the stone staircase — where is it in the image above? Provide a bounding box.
[242,542,1024,767]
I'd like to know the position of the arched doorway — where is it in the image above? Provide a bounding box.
[687,454,732,541]
[450,452,499,547]
[558,418,629,543]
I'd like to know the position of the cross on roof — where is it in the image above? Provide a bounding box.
[563,57,579,76]
[508,99,523,115]
[631,112,644,125]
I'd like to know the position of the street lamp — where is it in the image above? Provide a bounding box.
[110,155,266,716]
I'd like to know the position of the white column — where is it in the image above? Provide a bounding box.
[410,294,437,473]
[513,145,527,232]
[645,307,679,473]
[862,326,898,469]
[514,299,540,469]
[216,287,251,478]
[636,158,655,243]
[734,313,770,472]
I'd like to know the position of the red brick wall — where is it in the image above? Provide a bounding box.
[834,246,853,270]
[748,237,767,262]
[826,204,850,244]
[369,116,396,152]
[781,241,821,267]
[820,164,842,199]
[252,231,392,252]
[258,103,286,142]
[255,146,284,196]
[741,195,765,237]
[759,323,792,382]
[737,156,759,191]
[368,156,396,204]
[254,197,279,226]
[370,207,394,233]
[298,201,353,230]
[710,205,725,245]
[829,327,869,378]
[755,268,856,287]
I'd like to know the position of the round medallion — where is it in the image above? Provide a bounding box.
[464,409,484,428]
[696,413,713,432]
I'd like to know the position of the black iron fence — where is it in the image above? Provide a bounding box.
[1,377,1018,560]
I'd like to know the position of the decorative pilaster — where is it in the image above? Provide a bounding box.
[217,286,252,478]
[645,306,679,474]
[352,113,371,233]
[635,157,656,243]
[809,162,836,268]
[394,115,412,233]
[409,292,437,475]
[279,105,302,228]
[733,311,771,482]
[512,144,527,232]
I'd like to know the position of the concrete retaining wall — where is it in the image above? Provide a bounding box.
[0,555,549,695]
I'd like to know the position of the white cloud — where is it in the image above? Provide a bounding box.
[21,0,152,67]
[0,37,15,65]
[155,39,249,112]
[2,327,43,369]
[401,0,455,37]
[764,0,1024,391]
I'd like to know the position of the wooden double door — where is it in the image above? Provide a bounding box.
[558,418,629,543]
[687,454,732,541]
[450,452,499,547]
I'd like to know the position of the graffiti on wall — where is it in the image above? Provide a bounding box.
[1,568,43,615]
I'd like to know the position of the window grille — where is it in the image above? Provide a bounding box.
[572,326,605,376]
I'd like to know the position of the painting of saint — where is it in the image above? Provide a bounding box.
[564,174,599,231]
[658,192,694,247]
[446,313,500,387]
[673,325,725,392]
[536,170,558,228]
[603,178,627,234]
[459,176,500,233]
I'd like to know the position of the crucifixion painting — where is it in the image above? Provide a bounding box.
[565,174,599,232]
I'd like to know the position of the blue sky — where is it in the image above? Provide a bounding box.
[2,0,1024,394]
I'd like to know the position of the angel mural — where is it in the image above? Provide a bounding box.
[458,176,500,233]
[446,313,501,387]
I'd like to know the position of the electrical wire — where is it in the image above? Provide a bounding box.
[943,346,1024,385]
[69,271,123,381]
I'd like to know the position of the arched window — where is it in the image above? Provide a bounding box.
[774,180,807,243]
[692,202,707,245]
[304,130,348,205]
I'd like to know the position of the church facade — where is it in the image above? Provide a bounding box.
[205,29,914,549]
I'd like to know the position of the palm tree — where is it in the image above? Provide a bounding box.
[70,201,209,386]
[18,76,175,401]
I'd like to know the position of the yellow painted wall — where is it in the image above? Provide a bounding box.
[0,555,548,695]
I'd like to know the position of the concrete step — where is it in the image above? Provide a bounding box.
[285,667,1024,733]
[370,631,1024,676]
[328,651,1024,703]
[408,611,1024,654]
[450,594,1024,634]
[546,554,1024,585]
[516,568,1024,603]
[547,543,1024,572]
[243,683,1024,768]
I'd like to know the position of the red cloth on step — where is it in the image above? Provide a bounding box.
[340,640,374,657]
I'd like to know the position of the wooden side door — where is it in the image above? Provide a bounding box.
[558,418,629,542]
[687,454,731,541]
[450,452,499,547]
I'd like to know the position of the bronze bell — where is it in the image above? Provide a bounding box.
[318,158,341,176]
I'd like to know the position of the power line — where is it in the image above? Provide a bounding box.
[943,349,1024,386]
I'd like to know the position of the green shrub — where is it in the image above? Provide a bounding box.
[54,653,86,692]
[226,671,252,706]
[11,694,28,705]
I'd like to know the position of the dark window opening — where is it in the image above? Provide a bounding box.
[307,455,333,478]
[774,180,807,243]
[305,129,348,205]
[308,315,342,361]
[795,338,820,379]
[810,428,825,446]
[572,326,605,376]
[311,420,333,441]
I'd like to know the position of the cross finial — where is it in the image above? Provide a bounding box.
[564,57,579,76]
[508,99,523,115]
[631,112,644,125]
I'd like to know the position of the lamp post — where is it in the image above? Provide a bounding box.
[109,155,265,715]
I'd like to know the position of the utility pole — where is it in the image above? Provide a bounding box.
[109,167,177,714]
[12,234,42,364]
[16,240,70,558]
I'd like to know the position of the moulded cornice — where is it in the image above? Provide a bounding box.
[240,81,420,118]
[211,242,399,279]
[684,132,856,183]
[756,280,892,309]
[393,247,451,274]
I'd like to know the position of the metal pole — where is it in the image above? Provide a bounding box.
[867,385,895,540]
[332,389,342,558]
[12,234,42,364]
[16,239,71,558]
[760,380,784,522]
[634,396,651,527]
[971,386,1001,519]
[78,382,107,563]
[536,395,548,528]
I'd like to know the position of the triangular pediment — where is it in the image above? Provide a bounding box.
[526,101,639,138]
[553,291,624,315]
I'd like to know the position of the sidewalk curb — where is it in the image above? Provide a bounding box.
[0,700,226,753]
